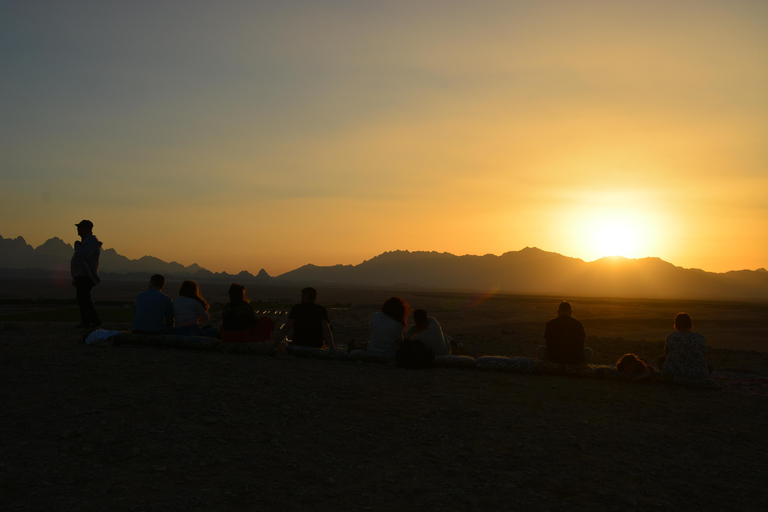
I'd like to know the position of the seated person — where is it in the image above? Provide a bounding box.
[221,283,274,343]
[173,280,219,338]
[616,353,652,382]
[537,301,593,364]
[132,274,174,335]
[659,312,709,378]
[368,296,410,358]
[273,287,335,350]
[404,309,451,356]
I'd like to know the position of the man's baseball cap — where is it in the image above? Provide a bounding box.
[75,220,94,229]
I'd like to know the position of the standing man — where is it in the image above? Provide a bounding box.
[132,274,174,335]
[540,301,592,364]
[71,219,103,328]
[274,287,335,350]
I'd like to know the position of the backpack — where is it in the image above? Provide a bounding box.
[396,339,435,369]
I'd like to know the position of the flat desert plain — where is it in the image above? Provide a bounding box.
[1,276,768,511]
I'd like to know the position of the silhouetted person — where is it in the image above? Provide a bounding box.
[405,309,451,356]
[539,301,592,364]
[173,280,219,337]
[221,283,274,342]
[71,219,102,328]
[368,296,410,358]
[132,274,174,335]
[274,287,335,349]
[659,312,709,378]
[616,353,652,382]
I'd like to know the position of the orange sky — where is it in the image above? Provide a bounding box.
[2,1,767,275]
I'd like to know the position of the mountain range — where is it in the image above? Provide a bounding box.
[1,235,767,300]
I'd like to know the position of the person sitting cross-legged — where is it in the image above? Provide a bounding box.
[132,274,174,335]
[273,287,335,350]
[537,301,593,365]
[404,309,451,356]
[221,283,274,343]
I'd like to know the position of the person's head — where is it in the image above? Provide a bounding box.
[179,280,200,298]
[674,312,693,331]
[149,274,166,290]
[382,296,410,326]
[179,280,208,309]
[229,282,247,304]
[301,287,317,303]
[558,301,572,316]
[75,219,93,237]
[616,353,644,374]
[413,309,428,328]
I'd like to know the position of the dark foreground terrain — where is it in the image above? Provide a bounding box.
[1,279,767,511]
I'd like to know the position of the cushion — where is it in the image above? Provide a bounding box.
[346,349,391,364]
[113,333,220,350]
[592,365,634,381]
[432,355,477,368]
[286,345,343,360]
[476,356,538,374]
[219,341,277,355]
[535,358,595,378]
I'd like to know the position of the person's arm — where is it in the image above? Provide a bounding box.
[404,325,416,340]
[247,303,258,327]
[74,236,100,258]
[321,320,335,350]
[165,299,175,329]
[196,301,210,323]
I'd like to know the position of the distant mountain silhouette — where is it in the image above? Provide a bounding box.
[278,249,768,300]
[0,235,265,281]
[1,235,767,299]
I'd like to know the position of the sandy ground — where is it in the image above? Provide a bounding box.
[1,283,768,511]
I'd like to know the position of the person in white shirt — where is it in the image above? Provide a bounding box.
[173,280,219,338]
[367,296,410,358]
[405,309,451,356]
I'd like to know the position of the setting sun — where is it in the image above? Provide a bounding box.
[562,203,659,262]
[590,219,641,258]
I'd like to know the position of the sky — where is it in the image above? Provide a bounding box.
[2,0,767,276]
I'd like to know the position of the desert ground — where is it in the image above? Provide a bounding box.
[1,276,767,511]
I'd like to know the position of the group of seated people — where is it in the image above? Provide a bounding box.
[131,276,711,379]
[131,275,273,343]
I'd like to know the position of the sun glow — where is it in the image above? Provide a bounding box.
[567,206,657,261]
[590,219,641,257]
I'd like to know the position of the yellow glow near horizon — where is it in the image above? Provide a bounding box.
[589,218,643,258]
[565,202,658,262]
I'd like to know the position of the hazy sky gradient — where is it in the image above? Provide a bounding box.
[2,1,767,275]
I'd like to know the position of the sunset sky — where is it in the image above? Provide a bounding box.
[2,1,767,276]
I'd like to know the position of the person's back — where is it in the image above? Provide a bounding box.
[368,311,405,357]
[133,289,174,334]
[274,287,335,350]
[289,302,328,347]
[132,274,174,335]
[221,283,273,343]
[405,310,450,356]
[542,301,589,365]
[222,301,258,331]
[661,313,708,378]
